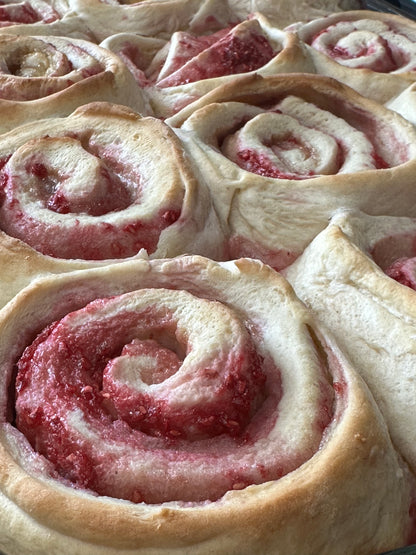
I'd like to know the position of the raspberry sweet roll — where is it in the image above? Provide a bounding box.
[101,13,315,118]
[0,0,93,40]
[283,209,416,479]
[97,0,243,95]
[0,33,148,133]
[287,10,416,104]
[0,254,413,554]
[0,102,225,309]
[168,72,416,271]
[0,0,65,26]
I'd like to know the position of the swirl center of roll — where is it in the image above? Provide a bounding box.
[15,288,267,454]
[311,20,416,73]
[11,282,337,503]
[0,41,71,77]
[0,115,184,260]
[10,136,133,215]
[217,96,380,179]
[0,36,103,101]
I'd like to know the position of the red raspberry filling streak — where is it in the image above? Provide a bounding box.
[0,151,181,260]
[14,297,266,496]
[385,257,416,290]
[231,138,388,179]
[0,1,58,25]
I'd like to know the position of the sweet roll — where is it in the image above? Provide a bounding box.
[284,209,416,476]
[0,255,412,554]
[287,10,416,103]
[102,13,315,118]
[0,102,225,308]
[0,32,147,132]
[168,73,416,271]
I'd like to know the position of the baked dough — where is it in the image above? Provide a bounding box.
[71,0,234,42]
[0,102,226,309]
[284,209,416,475]
[72,0,363,43]
[0,1,415,554]
[0,33,147,132]
[168,73,416,271]
[386,81,416,125]
[288,10,416,103]
[0,0,92,40]
[0,0,63,25]
[0,255,412,554]
[227,0,363,28]
[102,14,315,118]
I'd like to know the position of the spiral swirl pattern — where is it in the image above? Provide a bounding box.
[220,96,386,179]
[175,75,413,178]
[11,259,341,505]
[0,258,354,499]
[15,286,296,503]
[0,34,104,100]
[0,102,222,261]
[0,0,60,26]
[310,18,416,73]
[0,33,146,132]
[288,10,416,103]
[0,255,411,554]
[171,74,416,270]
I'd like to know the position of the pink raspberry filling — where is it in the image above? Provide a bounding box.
[0,138,182,260]
[0,1,59,25]
[102,336,266,441]
[385,257,416,290]
[14,294,268,499]
[157,24,275,88]
[236,148,316,180]
[0,203,180,259]
[224,118,389,180]
[13,291,337,503]
[310,23,413,73]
